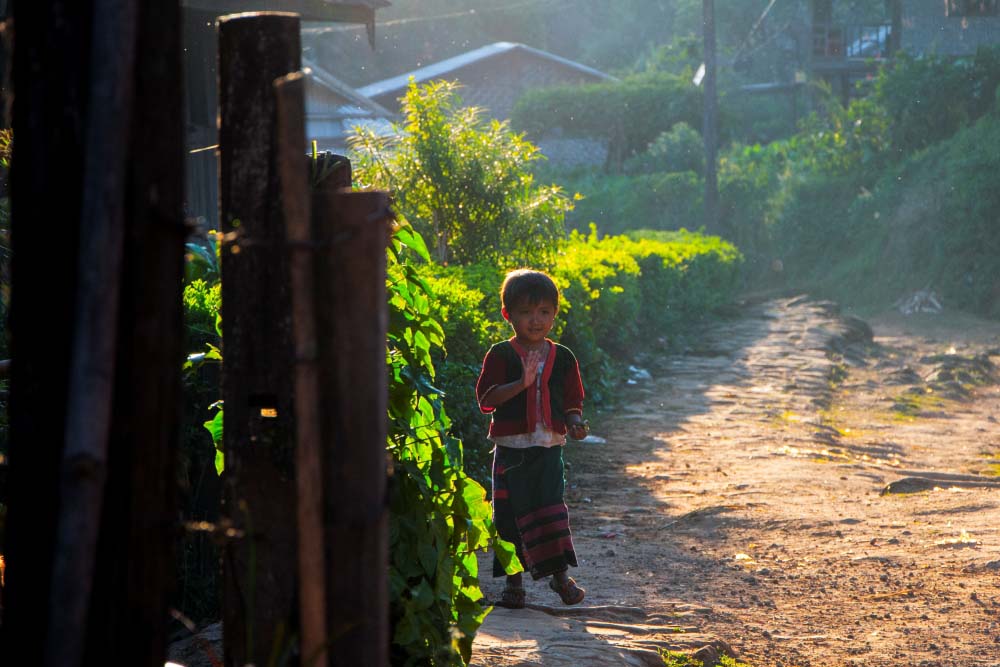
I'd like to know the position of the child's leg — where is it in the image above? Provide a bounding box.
[491,448,526,578]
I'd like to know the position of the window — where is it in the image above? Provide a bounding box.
[945,0,1000,16]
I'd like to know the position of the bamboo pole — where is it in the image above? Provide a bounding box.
[43,1,138,666]
[275,70,329,667]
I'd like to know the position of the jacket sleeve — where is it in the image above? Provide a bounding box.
[475,345,505,414]
[563,349,585,416]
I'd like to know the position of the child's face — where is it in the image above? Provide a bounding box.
[504,298,557,346]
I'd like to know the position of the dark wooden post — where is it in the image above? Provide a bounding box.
[217,13,300,667]
[2,1,91,661]
[274,71,329,667]
[43,2,138,664]
[3,2,185,666]
[276,69,389,665]
[702,0,720,236]
[84,2,186,666]
[314,189,390,667]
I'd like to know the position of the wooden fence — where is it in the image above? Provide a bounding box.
[1,8,389,667]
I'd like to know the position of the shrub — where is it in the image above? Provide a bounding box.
[385,226,520,665]
[875,46,1000,155]
[182,278,221,350]
[351,80,573,267]
[556,169,704,237]
[624,122,705,176]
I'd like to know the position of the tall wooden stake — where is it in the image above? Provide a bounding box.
[2,0,91,660]
[43,1,137,665]
[274,71,328,667]
[217,13,300,667]
[87,1,186,665]
[4,3,184,666]
[314,189,390,666]
[703,0,720,236]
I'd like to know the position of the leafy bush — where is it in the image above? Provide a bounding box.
[182,278,221,349]
[385,226,519,665]
[875,46,1000,155]
[351,81,573,267]
[624,122,705,176]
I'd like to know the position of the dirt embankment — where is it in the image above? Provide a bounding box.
[473,296,1000,667]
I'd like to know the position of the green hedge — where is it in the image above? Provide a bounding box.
[511,72,703,167]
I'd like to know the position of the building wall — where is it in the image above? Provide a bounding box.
[902,0,1000,56]
[453,51,605,121]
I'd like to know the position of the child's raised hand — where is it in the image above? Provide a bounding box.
[521,349,543,388]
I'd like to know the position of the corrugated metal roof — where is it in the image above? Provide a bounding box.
[304,56,396,117]
[357,42,615,99]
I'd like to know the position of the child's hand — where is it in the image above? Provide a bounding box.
[568,420,589,441]
[521,349,543,388]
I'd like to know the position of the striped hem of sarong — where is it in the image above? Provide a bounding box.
[515,503,577,578]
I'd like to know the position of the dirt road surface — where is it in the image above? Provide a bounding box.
[472,296,1000,667]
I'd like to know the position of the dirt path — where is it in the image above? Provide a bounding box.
[472,296,1000,667]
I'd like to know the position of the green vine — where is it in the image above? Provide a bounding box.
[386,222,520,665]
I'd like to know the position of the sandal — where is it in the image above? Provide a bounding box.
[496,585,525,609]
[549,576,585,605]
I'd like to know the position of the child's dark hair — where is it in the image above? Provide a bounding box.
[500,269,559,311]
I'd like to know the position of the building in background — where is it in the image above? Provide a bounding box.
[902,0,1000,55]
[810,0,1000,104]
[357,42,615,168]
[303,57,396,153]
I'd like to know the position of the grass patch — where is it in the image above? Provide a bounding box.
[892,387,945,418]
[659,650,753,667]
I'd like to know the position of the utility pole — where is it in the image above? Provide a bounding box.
[702,0,720,236]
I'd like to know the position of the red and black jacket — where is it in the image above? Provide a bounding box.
[476,338,584,439]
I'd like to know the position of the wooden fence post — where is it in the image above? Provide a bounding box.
[2,1,92,662]
[217,12,300,667]
[274,71,328,667]
[3,2,185,666]
[313,189,390,666]
[88,2,186,665]
[276,69,390,665]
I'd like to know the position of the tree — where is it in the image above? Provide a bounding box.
[351,80,573,267]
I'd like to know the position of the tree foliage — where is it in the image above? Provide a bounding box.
[351,81,573,267]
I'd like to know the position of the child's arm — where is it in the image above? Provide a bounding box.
[479,349,542,409]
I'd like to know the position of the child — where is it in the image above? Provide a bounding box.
[476,268,589,609]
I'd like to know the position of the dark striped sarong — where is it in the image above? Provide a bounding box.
[492,445,578,579]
